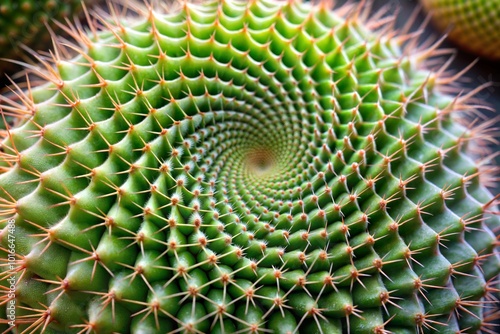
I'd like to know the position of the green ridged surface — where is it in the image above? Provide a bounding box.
[421,0,500,59]
[0,0,499,333]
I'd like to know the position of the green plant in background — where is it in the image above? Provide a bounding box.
[421,0,500,60]
[0,0,98,74]
[0,0,499,333]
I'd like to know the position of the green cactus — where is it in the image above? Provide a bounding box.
[420,0,500,60]
[0,0,97,74]
[0,0,499,333]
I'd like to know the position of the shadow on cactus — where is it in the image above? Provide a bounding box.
[0,0,499,333]
[0,0,101,75]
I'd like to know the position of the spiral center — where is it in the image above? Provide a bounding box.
[246,148,276,177]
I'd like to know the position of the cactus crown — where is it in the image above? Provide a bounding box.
[0,0,499,333]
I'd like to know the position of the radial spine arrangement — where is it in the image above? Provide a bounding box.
[0,0,499,333]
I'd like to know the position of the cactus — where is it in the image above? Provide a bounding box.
[0,0,98,74]
[0,0,499,333]
[420,0,500,60]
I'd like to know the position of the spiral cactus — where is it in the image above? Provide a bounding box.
[0,0,499,333]
[420,0,500,60]
[0,0,98,74]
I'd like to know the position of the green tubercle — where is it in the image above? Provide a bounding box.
[0,0,499,333]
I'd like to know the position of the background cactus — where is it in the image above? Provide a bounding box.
[420,0,500,60]
[0,0,499,333]
[0,0,98,74]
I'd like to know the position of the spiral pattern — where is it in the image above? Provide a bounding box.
[0,0,499,333]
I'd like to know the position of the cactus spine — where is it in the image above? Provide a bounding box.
[0,0,499,333]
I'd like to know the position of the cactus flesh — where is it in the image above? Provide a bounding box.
[0,0,499,333]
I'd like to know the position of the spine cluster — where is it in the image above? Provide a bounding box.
[0,0,498,333]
